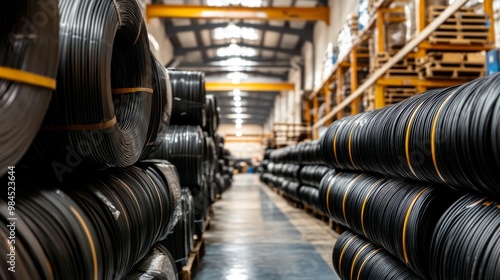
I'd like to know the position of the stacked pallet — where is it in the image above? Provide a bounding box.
[364,86,418,111]
[428,5,489,45]
[374,52,418,77]
[417,52,485,79]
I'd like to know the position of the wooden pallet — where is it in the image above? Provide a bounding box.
[417,52,485,66]
[384,87,417,104]
[428,5,487,21]
[419,67,484,79]
[180,239,206,280]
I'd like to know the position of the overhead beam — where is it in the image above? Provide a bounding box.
[146,5,330,24]
[174,42,301,56]
[204,70,288,80]
[165,22,313,41]
[206,82,294,92]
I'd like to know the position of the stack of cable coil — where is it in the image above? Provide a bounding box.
[149,125,205,187]
[193,177,210,235]
[161,188,194,268]
[0,1,59,176]
[28,0,154,169]
[430,194,500,280]
[297,186,320,210]
[203,95,219,137]
[123,243,178,280]
[0,161,180,279]
[320,74,500,197]
[168,70,206,127]
[299,165,331,187]
[297,140,325,165]
[319,171,458,278]
[139,56,172,160]
[333,231,422,280]
[280,163,301,182]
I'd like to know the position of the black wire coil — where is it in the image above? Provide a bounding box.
[430,194,500,280]
[333,231,422,280]
[318,171,458,278]
[320,74,500,197]
[123,243,178,280]
[139,56,172,160]
[27,0,153,169]
[168,70,206,127]
[1,161,181,279]
[0,1,59,176]
[149,125,205,187]
[299,165,332,187]
[203,95,219,137]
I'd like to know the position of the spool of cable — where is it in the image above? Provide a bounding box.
[204,95,219,137]
[430,194,500,280]
[27,0,153,169]
[123,243,178,280]
[320,74,500,196]
[333,231,422,280]
[0,1,59,176]
[168,70,206,126]
[139,56,172,160]
[299,165,332,187]
[149,125,205,187]
[319,171,458,278]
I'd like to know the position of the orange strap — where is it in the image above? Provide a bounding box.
[71,207,98,280]
[112,87,153,94]
[41,117,117,131]
[404,101,424,180]
[402,187,429,264]
[0,66,56,90]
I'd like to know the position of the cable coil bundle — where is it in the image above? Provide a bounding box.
[320,74,500,197]
[319,171,457,278]
[333,231,422,280]
[299,165,331,187]
[0,1,59,175]
[27,0,154,169]
[430,194,500,280]
[123,243,178,280]
[203,94,219,137]
[149,125,205,187]
[168,70,206,126]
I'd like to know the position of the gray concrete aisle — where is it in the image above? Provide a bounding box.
[196,174,340,280]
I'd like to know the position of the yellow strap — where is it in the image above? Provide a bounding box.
[0,66,56,90]
[361,179,385,237]
[356,249,382,280]
[338,235,357,277]
[342,174,364,223]
[431,92,456,184]
[41,117,117,131]
[402,187,429,264]
[112,87,153,94]
[405,102,424,180]
[350,243,371,280]
[70,207,98,280]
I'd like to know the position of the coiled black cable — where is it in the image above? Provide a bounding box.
[319,171,458,278]
[149,125,205,187]
[333,231,422,280]
[123,243,178,280]
[430,194,500,280]
[168,70,206,126]
[299,165,332,187]
[0,1,59,176]
[320,74,500,197]
[204,95,219,137]
[139,55,172,160]
[26,0,153,169]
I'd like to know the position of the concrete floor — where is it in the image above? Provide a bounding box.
[196,174,340,280]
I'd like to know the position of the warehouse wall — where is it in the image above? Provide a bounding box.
[218,124,265,162]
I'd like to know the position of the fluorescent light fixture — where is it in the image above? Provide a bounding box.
[216,43,257,57]
[235,123,242,129]
[234,107,243,113]
[220,57,255,67]
[233,89,241,95]
[235,119,243,124]
[213,24,259,41]
[235,131,243,137]
[234,101,242,107]
[207,0,263,7]
[233,96,242,101]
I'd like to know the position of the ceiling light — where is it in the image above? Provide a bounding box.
[213,24,259,41]
[207,0,263,7]
[235,119,243,124]
[235,123,242,129]
[227,72,248,85]
[234,101,242,107]
[235,131,243,137]
[233,96,241,101]
[233,89,241,95]
[216,43,257,57]
[234,107,243,113]
[220,57,255,67]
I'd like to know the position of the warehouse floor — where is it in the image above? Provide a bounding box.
[196,174,339,280]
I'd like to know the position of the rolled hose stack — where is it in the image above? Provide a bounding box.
[203,95,219,137]
[318,171,457,278]
[0,1,59,176]
[0,161,181,280]
[333,231,421,280]
[299,165,331,187]
[27,0,154,168]
[320,74,500,197]
[168,70,206,127]
[123,243,178,280]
